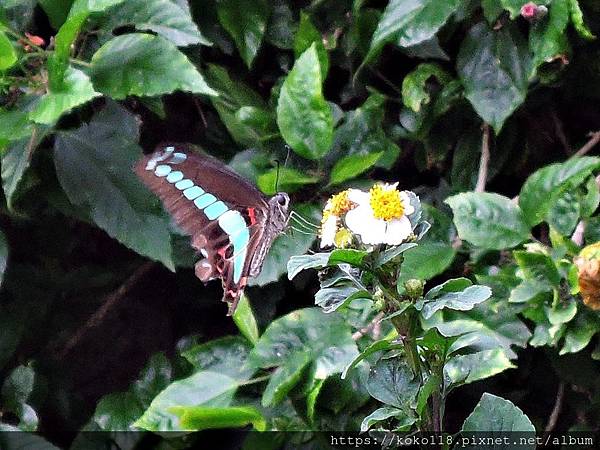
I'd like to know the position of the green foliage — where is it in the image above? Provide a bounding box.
[0,0,599,443]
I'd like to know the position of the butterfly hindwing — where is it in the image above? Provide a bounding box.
[135,144,271,314]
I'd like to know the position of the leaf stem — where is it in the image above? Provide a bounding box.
[475,123,490,192]
[70,58,92,68]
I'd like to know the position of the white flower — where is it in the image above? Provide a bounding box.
[320,214,338,248]
[344,184,415,245]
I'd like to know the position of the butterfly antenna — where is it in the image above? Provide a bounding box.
[290,210,320,230]
[289,225,316,236]
[283,145,291,168]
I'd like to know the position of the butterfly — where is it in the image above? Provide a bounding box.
[135,144,290,315]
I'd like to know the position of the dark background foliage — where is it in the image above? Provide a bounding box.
[0,0,600,448]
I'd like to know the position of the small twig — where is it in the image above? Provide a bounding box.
[475,123,491,193]
[194,98,208,128]
[57,262,155,358]
[574,131,600,157]
[544,382,565,437]
[352,312,385,340]
[551,110,571,155]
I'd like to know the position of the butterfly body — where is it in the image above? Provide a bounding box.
[135,144,290,314]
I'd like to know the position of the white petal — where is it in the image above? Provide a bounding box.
[400,191,415,216]
[319,215,338,248]
[345,205,372,234]
[359,219,387,244]
[347,189,369,205]
[382,216,413,245]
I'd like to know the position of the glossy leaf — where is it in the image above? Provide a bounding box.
[30,67,100,124]
[328,151,383,186]
[294,12,328,78]
[446,192,531,250]
[461,393,535,435]
[366,357,419,410]
[90,34,217,99]
[444,349,514,389]
[232,294,260,345]
[287,252,330,280]
[101,0,210,47]
[530,0,570,69]
[366,0,461,62]
[276,43,333,160]
[421,284,492,320]
[360,406,408,432]
[257,167,319,195]
[457,23,531,132]
[216,0,269,67]
[519,156,600,227]
[397,242,455,292]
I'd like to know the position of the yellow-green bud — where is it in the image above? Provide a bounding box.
[404,279,424,299]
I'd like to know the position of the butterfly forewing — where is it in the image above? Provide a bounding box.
[135,144,271,314]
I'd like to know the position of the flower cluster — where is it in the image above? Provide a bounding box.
[320,183,418,248]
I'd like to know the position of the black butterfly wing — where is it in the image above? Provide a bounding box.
[135,143,270,314]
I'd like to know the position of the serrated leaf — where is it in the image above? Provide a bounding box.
[277,43,333,160]
[460,393,535,438]
[30,66,100,124]
[457,23,531,132]
[216,0,269,67]
[101,0,210,47]
[53,102,175,270]
[519,156,600,227]
[444,349,514,389]
[446,192,530,250]
[367,357,419,410]
[366,0,461,63]
[90,34,217,99]
[250,308,358,404]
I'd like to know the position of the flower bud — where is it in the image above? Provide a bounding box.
[404,279,424,300]
[520,2,547,21]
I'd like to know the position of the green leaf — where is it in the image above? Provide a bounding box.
[69,0,126,15]
[530,0,570,69]
[294,12,328,79]
[560,311,600,355]
[366,357,419,410]
[38,0,73,29]
[446,192,530,250]
[134,371,239,431]
[1,364,34,411]
[46,11,88,90]
[514,251,561,287]
[90,34,217,99]
[257,167,319,196]
[87,392,144,431]
[342,339,402,379]
[445,349,515,389]
[180,336,254,382]
[248,203,318,286]
[460,393,535,437]
[421,284,492,320]
[314,286,368,313]
[374,242,418,268]
[30,67,100,124]
[287,252,330,280]
[101,0,210,47]
[568,0,595,40]
[397,242,456,292]
[482,0,504,23]
[328,151,383,186]
[276,43,333,160]
[216,0,269,67]
[422,297,531,359]
[402,63,451,112]
[262,352,311,407]
[232,294,260,345]
[519,157,600,227]
[366,0,461,63]
[328,248,368,267]
[360,406,408,432]
[0,31,16,70]
[170,405,266,431]
[53,102,175,270]
[331,93,400,170]
[250,308,358,403]
[547,191,580,235]
[457,23,531,132]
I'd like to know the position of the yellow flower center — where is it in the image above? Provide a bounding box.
[334,228,353,248]
[322,190,354,224]
[369,184,404,221]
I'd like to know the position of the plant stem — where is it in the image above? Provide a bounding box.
[475,123,491,192]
